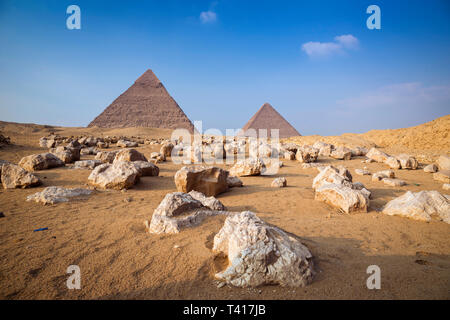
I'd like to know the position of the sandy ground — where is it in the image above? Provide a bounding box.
[0,121,449,300]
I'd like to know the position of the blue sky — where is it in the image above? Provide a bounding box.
[0,0,449,135]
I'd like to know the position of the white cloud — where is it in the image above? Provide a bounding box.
[301,34,359,57]
[200,11,217,24]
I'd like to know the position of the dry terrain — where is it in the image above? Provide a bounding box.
[0,117,449,300]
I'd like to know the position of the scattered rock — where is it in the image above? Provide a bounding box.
[442,184,450,191]
[372,170,395,181]
[433,170,450,184]
[315,184,369,213]
[188,190,225,211]
[355,168,371,176]
[1,163,41,189]
[88,161,140,190]
[330,146,352,160]
[26,186,92,204]
[133,161,159,177]
[385,157,401,169]
[436,155,450,171]
[147,192,229,234]
[160,142,174,157]
[382,178,406,187]
[271,177,287,188]
[174,165,229,196]
[212,211,314,287]
[382,191,450,224]
[227,176,243,188]
[295,146,319,163]
[117,140,138,148]
[366,147,390,163]
[423,164,438,173]
[113,149,147,162]
[396,154,419,170]
[229,158,264,177]
[19,153,65,171]
[95,151,118,164]
[80,147,99,155]
[74,160,103,170]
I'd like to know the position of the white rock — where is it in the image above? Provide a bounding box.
[87,161,140,190]
[1,163,41,189]
[366,148,390,163]
[74,160,103,170]
[382,191,450,224]
[229,158,264,177]
[436,155,450,171]
[271,177,287,188]
[423,164,438,173]
[26,186,92,204]
[212,211,314,287]
[382,178,406,187]
[315,184,369,213]
[188,190,225,211]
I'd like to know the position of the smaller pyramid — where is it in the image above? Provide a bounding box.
[88,69,194,132]
[241,103,301,138]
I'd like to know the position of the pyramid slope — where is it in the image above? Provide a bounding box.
[242,103,301,138]
[88,69,194,132]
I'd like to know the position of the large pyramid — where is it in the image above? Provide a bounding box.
[241,103,301,138]
[88,69,194,132]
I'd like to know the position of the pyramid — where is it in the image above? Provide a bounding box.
[241,103,301,138]
[88,69,194,132]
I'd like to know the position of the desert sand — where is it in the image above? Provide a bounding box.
[0,117,449,300]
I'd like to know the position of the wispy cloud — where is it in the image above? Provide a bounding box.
[200,10,217,24]
[302,34,359,57]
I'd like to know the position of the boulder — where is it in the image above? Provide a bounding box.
[355,168,371,176]
[51,146,80,164]
[150,152,166,162]
[174,165,228,196]
[312,166,353,190]
[366,147,390,163]
[113,149,147,162]
[188,190,225,211]
[146,192,228,234]
[117,140,138,148]
[372,170,395,181]
[295,146,319,163]
[436,155,450,171]
[315,183,369,213]
[26,186,92,204]
[1,163,41,189]
[18,153,65,171]
[330,146,352,160]
[385,157,401,169]
[382,178,406,187]
[213,211,314,287]
[87,161,140,190]
[271,177,287,188]
[443,184,450,191]
[284,151,295,160]
[396,154,419,170]
[133,161,159,177]
[351,146,368,157]
[229,158,264,177]
[160,142,175,157]
[423,164,438,173]
[96,141,109,149]
[433,170,450,184]
[80,147,99,155]
[227,176,243,188]
[73,160,103,170]
[382,191,450,224]
[95,151,118,164]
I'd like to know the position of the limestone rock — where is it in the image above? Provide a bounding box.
[382,191,450,223]
[19,153,65,171]
[227,176,243,188]
[295,146,319,163]
[147,192,228,234]
[330,146,352,160]
[271,177,287,188]
[436,155,450,171]
[117,140,138,148]
[26,186,92,204]
[188,190,225,211]
[433,170,450,184]
[80,147,99,155]
[423,164,438,173]
[366,148,390,163]
[315,184,369,213]
[95,151,118,164]
[113,149,147,163]
[133,161,159,177]
[443,184,450,191]
[284,151,295,160]
[150,152,166,162]
[1,163,41,189]
[385,157,401,169]
[160,142,174,157]
[372,170,395,181]
[87,161,140,190]
[312,166,353,190]
[213,211,314,287]
[229,158,264,177]
[396,154,419,170]
[74,160,103,170]
[382,178,406,187]
[174,165,229,196]
[355,168,371,176]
